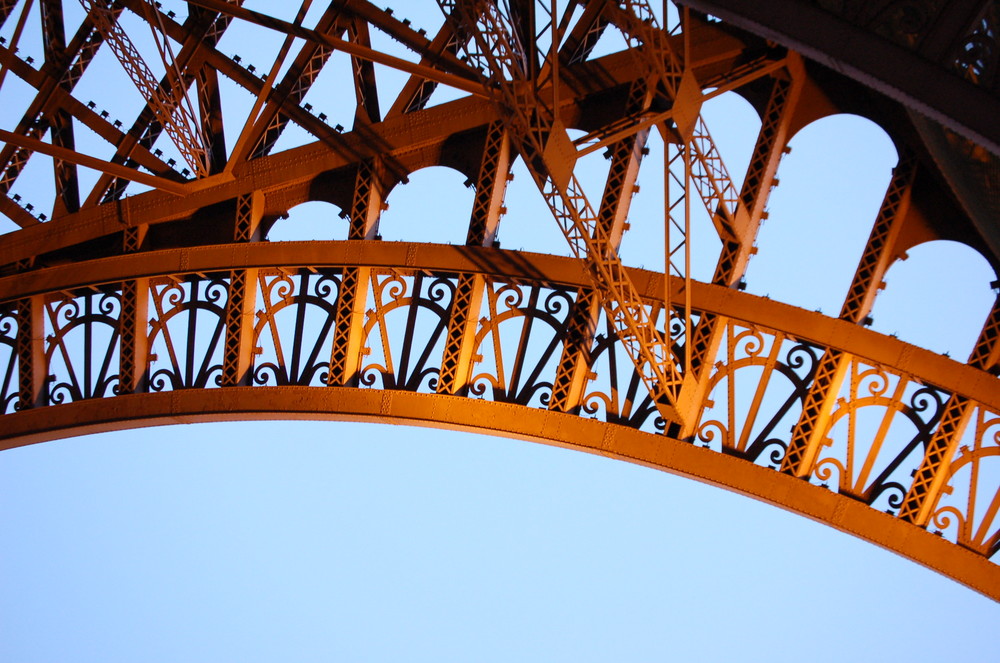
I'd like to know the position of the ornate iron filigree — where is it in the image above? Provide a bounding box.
[253,269,342,387]
[0,304,17,414]
[44,289,121,404]
[147,275,228,391]
[696,323,819,466]
[810,361,945,512]
[469,280,574,408]
[931,405,1000,558]
[359,271,453,393]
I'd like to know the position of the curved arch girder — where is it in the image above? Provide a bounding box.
[1,241,998,599]
[3,387,998,599]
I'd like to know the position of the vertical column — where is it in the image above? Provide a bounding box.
[327,267,369,387]
[234,191,264,243]
[466,122,511,247]
[347,159,385,240]
[438,122,512,395]
[221,192,264,386]
[780,155,918,477]
[15,296,46,409]
[328,161,382,386]
[117,278,149,394]
[118,176,154,393]
[436,273,485,396]
[897,296,1000,524]
[220,268,259,387]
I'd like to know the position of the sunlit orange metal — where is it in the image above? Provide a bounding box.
[78,0,211,177]
[0,0,998,603]
[0,242,999,598]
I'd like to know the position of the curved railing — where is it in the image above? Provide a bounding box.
[1,241,997,598]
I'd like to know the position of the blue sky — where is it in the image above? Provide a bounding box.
[1,2,999,661]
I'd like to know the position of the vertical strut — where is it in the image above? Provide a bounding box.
[780,155,919,477]
[328,160,383,387]
[439,0,689,425]
[234,191,264,243]
[438,120,513,396]
[118,278,149,394]
[220,269,258,387]
[466,121,512,247]
[898,296,1000,524]
[15,296,45,410]
[437,272,485,396]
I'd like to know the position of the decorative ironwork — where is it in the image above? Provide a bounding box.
[44,288,121,404]
[147,275,229,391]
[0,0,998,599]
[0,304,17,414]
[931,404,1000,558]
[359,272,453,392]
[253,269,341,387]
[696,324,819,465]
[810,361,945,511]
[469,280,573,408]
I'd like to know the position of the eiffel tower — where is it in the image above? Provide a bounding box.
[0,0,998,601]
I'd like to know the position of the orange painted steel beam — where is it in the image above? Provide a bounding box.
[0,129,189,196]
[185,0,489,98]
[0,387,997,600]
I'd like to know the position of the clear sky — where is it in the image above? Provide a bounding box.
[1,2,999,662]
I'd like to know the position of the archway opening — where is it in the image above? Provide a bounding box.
[266,200,349,242]
[871,240,996,358]
[378,167,474,244]
[744,114,898,314]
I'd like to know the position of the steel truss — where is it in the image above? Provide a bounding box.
[0,0,999,600]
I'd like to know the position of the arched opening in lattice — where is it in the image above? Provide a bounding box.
[378,167,474,245]
[499,129,613,258]
[266,201,349,242]
[744,114,898,314]
[871,240,997,358]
